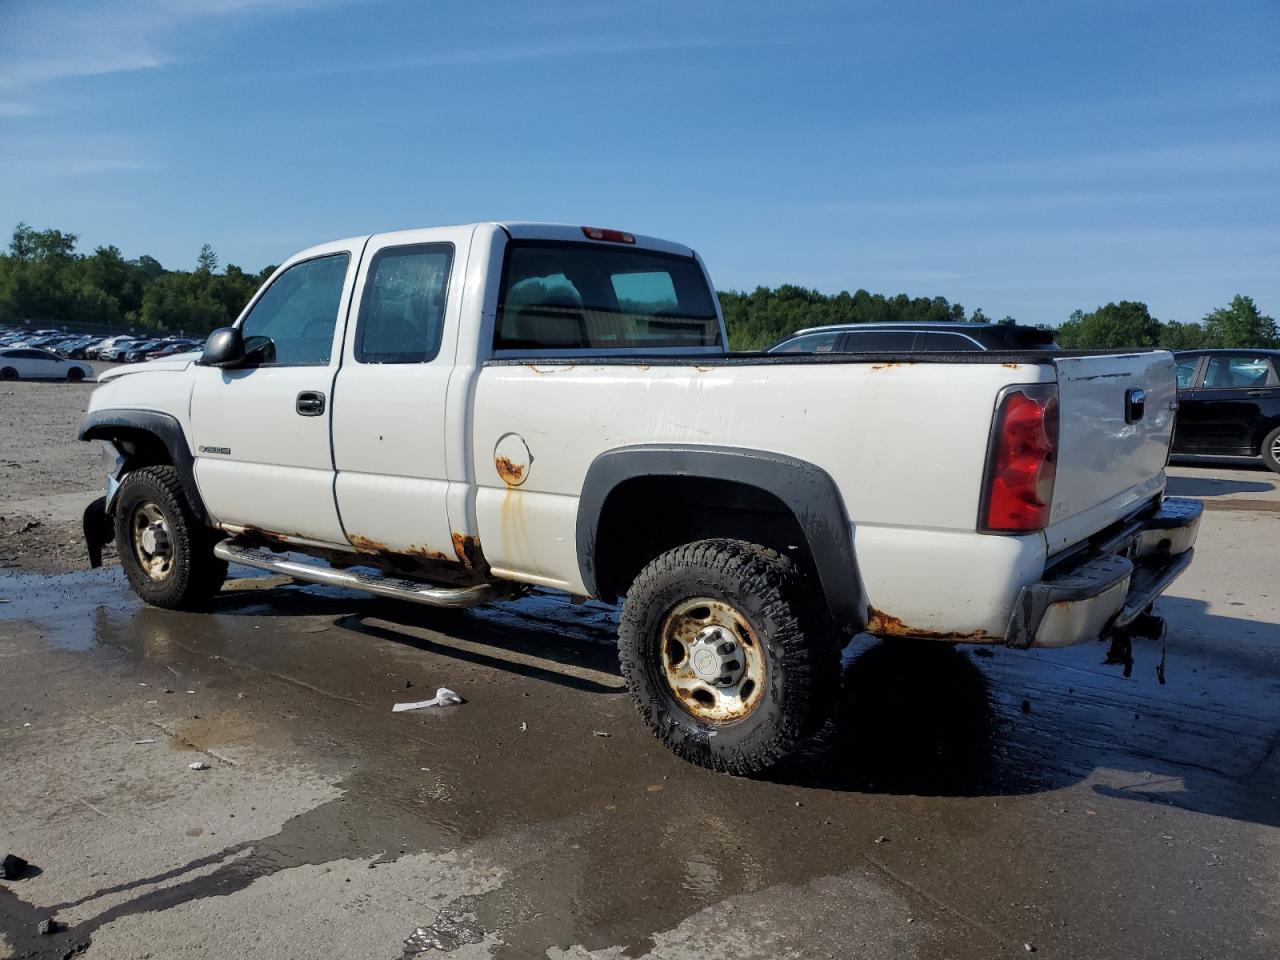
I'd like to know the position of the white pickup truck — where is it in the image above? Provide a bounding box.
[80,222,1201,774]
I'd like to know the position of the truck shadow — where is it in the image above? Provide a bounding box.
[205,575,1279,827]
[1165,474,1275,497]
[777,608,1280,827]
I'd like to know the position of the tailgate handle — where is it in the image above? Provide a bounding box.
[1125,388,1145,424]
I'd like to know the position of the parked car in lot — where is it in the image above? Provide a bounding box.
[88,336,138,360]
[118,339,166,363]
[66,337,109,359]
[1172,349,1280,472]
[80,221,1200,774]
[145,340,201,360]
[767,320,1059,354]
[0,347,94,381]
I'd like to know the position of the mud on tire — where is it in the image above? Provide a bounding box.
[618,538,842,775]
[114,465,227,610]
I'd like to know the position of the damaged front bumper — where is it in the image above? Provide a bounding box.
[1006,496,1202,649]
[82,444,126,569]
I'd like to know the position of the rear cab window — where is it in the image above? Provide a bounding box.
[494,241,722,354]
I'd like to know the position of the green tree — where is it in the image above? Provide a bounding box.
[1202,294,1278,348]
[1159,320,1208,350]
[1055,302,1161,349]
[197,243,219,274]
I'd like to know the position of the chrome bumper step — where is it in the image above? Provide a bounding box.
[214,540,499,609]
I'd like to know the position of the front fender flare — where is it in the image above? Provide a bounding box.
[79,408,207,524]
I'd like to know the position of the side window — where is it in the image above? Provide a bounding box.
[239,253,350,366]
[773,331,841,354]
[355,244,454,364]
[1175,357,1201,389]
[923,332,982,352]
[1203,354,1278,389]
[844,330,920,351]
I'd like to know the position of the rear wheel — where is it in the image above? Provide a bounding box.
[0,367,17,381]
[1262,425,1280,474]
[618,539,841,775]
[114,465,227,609]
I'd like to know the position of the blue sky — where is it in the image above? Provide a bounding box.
[1,0,1277,325]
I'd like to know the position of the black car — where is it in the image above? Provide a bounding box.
[1172,349,1280,473]
[766,321,1059,354]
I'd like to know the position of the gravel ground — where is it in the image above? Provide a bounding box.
[0,366,121,572]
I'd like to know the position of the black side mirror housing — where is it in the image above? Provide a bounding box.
[200,327,246,368]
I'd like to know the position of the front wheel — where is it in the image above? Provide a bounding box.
[0,367,17,381]
[67,367,85,381]
[618,539,841,775]
[1262,426,1280,474]
[114,465,227,609]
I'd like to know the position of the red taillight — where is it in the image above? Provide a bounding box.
[981,384,1058,532]
[581,226,636,244]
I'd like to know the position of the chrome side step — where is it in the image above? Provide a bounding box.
[214,540,500,609]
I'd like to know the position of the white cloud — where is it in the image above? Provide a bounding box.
[0,0,338,93]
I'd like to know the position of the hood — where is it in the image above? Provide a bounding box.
[97,352,200,381]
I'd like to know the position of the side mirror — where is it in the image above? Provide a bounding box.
[200,327,245,368]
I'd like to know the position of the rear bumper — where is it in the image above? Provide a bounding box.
[1006,496,1202,649]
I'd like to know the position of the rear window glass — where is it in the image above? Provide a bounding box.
[495,242,720,351]
[1204,354,1278,388]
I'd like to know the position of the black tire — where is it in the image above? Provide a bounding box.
[114,465,227,609]
[67,367,85,381]
[1262,425,1280,474]
[618,538,841,775]
[0,367,17,381]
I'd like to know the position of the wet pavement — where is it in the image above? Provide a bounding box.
[1,469,1278,959]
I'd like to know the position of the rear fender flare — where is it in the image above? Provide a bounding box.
[576,444,864,632]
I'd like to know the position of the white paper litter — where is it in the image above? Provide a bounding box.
[392,688,463,712]
[188,761,210,770]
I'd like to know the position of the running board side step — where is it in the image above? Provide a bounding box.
[214,540,502,608]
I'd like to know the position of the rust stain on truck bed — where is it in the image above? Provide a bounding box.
[865,605,1001,643]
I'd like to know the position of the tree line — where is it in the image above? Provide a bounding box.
[1,223,1275,350]
[0,223,273,336]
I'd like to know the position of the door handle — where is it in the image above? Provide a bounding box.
[296,391,326,416]
[1247,390,1269,398]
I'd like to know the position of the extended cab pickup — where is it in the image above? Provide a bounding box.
[81,222,1201,773]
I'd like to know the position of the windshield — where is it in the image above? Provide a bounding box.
[495,241,721,351]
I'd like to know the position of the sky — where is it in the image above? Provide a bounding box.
[0,0,1277,326]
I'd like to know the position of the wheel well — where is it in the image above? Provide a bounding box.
[102,428,174,471]
[1254,417,1280,454]
[592,476,818,604]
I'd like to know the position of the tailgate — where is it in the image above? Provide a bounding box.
[1044,351,1177,554]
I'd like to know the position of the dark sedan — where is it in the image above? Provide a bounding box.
[1172,349,1280,473]
[767,321,1059,354]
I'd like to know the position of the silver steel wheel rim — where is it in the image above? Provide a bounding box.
[131,501,174,580]
[659,597,767,723]
[1272,436,1280,462]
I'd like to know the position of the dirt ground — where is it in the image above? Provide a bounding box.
[0,367,120,572]
[1,375,1279,959]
